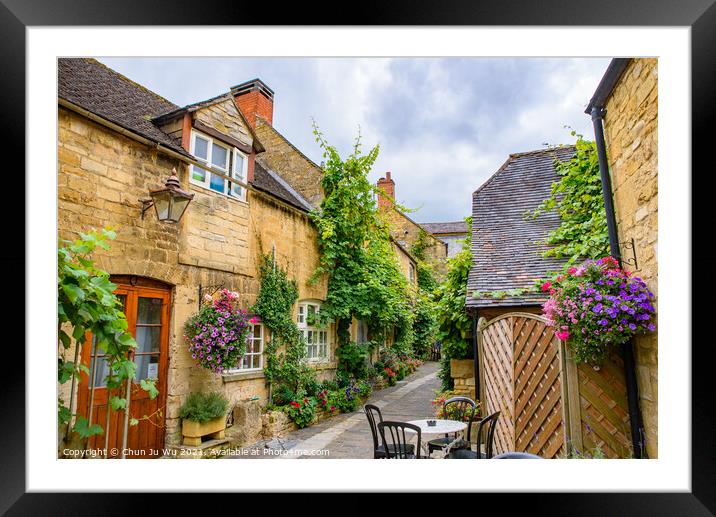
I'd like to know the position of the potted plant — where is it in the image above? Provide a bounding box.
[179,392,230,446]
[542,257,656,367]
[183,289,255,373]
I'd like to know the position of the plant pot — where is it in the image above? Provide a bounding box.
[182,416,226,446]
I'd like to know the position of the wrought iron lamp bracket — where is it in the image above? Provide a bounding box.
[198,283,226,309]
[140,198,154,220]
[620,238,639,271]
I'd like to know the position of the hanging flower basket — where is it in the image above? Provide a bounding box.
[541,257,656,367]
[183,289,255,373]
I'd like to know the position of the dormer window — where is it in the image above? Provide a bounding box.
[190,130,248,201]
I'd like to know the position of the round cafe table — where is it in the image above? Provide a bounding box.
[405,419,468,459]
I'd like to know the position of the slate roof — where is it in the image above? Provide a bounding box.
[466,146,574,309]
[57,58,192,158]
[252,160,314,212]
[420,221,468,235]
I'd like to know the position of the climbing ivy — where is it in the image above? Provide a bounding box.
[434,217,474,390]
[410,229,439,292]
[528,133,609,265]
[309,124,415,374]
[252,254,315,394]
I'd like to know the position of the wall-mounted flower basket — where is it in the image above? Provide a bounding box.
[542,257,656,367]
[183,289,256,373]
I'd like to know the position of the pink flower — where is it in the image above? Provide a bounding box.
[250,317,258,325]
[541,281,551,292]
[555,330,570,341]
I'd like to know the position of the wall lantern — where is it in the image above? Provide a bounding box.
[140,169,194,223]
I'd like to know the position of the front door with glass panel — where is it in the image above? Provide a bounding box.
[77,278,170,457]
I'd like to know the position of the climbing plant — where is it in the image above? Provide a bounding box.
[58,228,157,452]
[252,254,315,395]
[309,124,415,375]
[528,133,609,266]
[434,217,474,390]
[410,229,439,293]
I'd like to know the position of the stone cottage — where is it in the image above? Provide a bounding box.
[420,220,469,259]
[586,57,658,458]
[376,171,448,279]
[57,58,417,454]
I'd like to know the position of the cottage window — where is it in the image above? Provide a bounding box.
[224,323,263,373]
[409,263,416,283]
[297,302,329,362]
[190,130,248,201]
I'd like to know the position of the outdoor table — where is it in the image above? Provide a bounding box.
[406,419,468,459]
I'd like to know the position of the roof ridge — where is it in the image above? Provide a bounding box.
[508,144,576,158]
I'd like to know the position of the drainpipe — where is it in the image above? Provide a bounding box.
[471,312,480,401]
[591,107,646,459]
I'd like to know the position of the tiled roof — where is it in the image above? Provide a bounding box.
[466,147,574,308]
[420,221,468,235]
[252,160,314,212]
[57,58,192,158]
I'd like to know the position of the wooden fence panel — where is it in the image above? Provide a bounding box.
[478,312,633,459]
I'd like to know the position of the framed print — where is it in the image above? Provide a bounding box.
[2,0,712,512]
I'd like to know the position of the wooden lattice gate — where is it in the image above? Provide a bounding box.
[477,313,633,459]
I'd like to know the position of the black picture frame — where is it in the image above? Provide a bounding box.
[3,0,711,512]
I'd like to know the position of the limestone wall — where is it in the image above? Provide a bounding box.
[57,106,335,446]
[603,58,658,457]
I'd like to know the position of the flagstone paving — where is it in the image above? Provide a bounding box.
[227,361,441,459]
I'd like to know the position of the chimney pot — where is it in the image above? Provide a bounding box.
[232,78,274,129]
[376,171,395,210]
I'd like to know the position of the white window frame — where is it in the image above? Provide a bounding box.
[297,301,329,362]
[224,323,263,373]
[189,129,248,202]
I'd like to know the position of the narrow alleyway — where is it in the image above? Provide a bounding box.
[229,361,441,459]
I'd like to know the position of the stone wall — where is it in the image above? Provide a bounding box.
[450,359,476,399]
[254,120,324,208]
[381,207,448,280]
[603,58,658,458]
[57,106,336,446]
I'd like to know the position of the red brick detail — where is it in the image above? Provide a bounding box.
[377,171,395,209]
[235,90,273,129]
[180,113,192,151]
[247,151,256,183]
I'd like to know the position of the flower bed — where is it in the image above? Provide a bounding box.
[542,257,656,366]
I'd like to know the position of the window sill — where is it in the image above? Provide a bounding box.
[307,360,337,371]
[221,370,265,383]
[189,182,249,206]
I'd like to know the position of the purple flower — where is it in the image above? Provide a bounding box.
[598,319,608,326]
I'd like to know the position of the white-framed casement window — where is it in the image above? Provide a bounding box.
[297,301,329,362]
[190,129,248,201]
[224,323,263,373]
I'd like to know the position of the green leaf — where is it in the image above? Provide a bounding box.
[73,416,104,439]
[140,379,159,400]
[109,396,127,411]
[62,283,84,304]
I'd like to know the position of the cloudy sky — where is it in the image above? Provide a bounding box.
[99,57,610,223]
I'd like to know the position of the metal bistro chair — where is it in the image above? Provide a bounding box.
[427,396,476,454]
[493,452,542,459]
[446,411,500,459]
[364,404,415,459]
[377,421,422,459]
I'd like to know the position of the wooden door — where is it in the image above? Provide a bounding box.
[77,278,171,458]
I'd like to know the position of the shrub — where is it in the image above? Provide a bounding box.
[336,370,351,389]
[438,356,453,391]
[285,396,317,428]
[319,379,339,392]
[272,384,295,406]
[335,382,362,413]
[179,392,230,424]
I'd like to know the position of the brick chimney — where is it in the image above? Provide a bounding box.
[232,78,274,129]
[377,171,395,209]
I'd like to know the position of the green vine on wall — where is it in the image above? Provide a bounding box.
[528,133,609,266]
[252,254,315,394]
[309,124,415,373]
